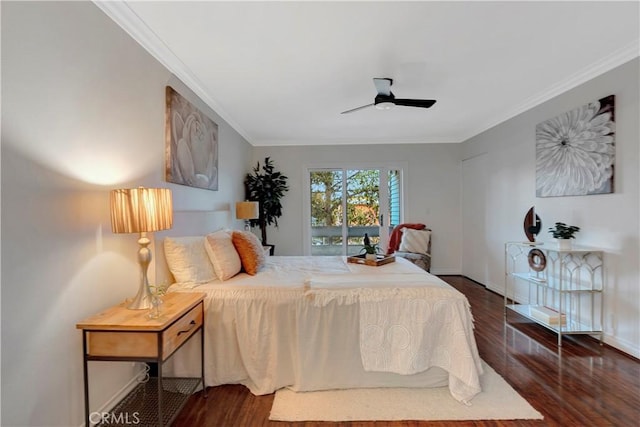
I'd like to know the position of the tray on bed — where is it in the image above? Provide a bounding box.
[347,254,396,266]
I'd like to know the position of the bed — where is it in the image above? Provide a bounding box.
[161,232,483,404]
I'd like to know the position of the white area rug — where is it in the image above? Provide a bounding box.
[269,361,543,421]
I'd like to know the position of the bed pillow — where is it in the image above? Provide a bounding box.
[204,230,242,280]
[398,228,431,254]
[232,230,266,275]
[164,236,217,284]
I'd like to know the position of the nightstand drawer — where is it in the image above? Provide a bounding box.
[87,330,157,358]
[162,302,203,360]
[85,301,204,359]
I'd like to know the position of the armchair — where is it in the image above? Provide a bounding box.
[388,224,432,272]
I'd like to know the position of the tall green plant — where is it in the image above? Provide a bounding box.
[244,157,289,244]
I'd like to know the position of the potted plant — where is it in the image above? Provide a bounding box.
[360,233,379,260]
[548,222,580,250]
[244,157,289,247]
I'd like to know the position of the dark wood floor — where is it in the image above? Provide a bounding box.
[173,276,640,427]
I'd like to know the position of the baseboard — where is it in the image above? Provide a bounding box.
[486,283,503,295]
[601,335,640,360]
[431,268,461,276]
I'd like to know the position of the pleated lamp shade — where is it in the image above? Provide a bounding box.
[110,187,173,234]
[236,201,259,220]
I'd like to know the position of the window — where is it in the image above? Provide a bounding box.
[306,166,403,256]
[388,169,401,229]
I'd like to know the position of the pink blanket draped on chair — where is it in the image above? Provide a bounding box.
[386,223,426,255]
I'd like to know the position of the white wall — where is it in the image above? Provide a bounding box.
[1,2,251,426]
[460,59,640,357]
[252,144,462,275]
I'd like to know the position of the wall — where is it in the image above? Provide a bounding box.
[1,2,251,426]
[460,59,640,357]
[252,143,462,275]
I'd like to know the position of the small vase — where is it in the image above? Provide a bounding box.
[148,294,162,319]
[365,253,377,261]
[557,239,572,251]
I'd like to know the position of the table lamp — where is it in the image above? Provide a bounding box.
[110,187,173,309]
[236,201,259,231]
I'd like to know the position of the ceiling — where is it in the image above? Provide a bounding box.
[97,1,639,146]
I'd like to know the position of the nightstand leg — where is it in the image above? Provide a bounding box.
[201,327,207,398]
[157,360,164,426]
[82,331,90,427]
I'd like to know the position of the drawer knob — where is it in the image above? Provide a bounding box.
[177,320,196,336]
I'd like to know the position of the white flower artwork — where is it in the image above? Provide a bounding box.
[165,86,219,191]
[536,95,615,197]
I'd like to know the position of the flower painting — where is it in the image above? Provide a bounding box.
[535,95,615,197]
[165,86,219,190]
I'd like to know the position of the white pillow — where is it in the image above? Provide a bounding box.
[164,236,216,284]
[398,228,431,254]
[204,230,242,281]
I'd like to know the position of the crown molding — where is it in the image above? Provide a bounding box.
[93,1,254,145]
[460,40,640,143]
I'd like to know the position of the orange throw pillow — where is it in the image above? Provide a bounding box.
[231,231,266,275]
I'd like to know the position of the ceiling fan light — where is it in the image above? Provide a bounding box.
[375,101,394,110]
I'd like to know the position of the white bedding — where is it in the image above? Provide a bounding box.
[166,256,483,403]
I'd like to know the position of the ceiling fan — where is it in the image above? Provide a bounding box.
[341,78,437,114]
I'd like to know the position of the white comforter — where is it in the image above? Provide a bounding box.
[167,256,483,403]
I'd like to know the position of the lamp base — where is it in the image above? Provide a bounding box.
[128,233,154,310]
[127,283,154,310]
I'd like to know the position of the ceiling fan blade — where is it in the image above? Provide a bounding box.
[373,78,392,96]
[393,98,437,109]
[341,103,375,114]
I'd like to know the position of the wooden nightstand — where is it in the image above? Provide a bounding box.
[77,292,206,427]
